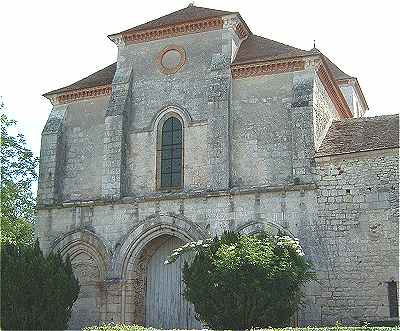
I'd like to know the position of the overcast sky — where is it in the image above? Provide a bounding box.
[1,0,399,158]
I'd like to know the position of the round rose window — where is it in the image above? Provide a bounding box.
[158,46,186,75]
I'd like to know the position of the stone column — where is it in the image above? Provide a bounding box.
[37,104,67,206]
[102,65,133,201]
[206,53,231,191]
[290,69,316,184]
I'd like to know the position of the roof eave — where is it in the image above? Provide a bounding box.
[337,77,369,111]
[319,55,353,118]
[231,52,316,66]
[315,145,399,158]
[108,12,242,42]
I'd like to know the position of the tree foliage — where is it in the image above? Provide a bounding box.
[1,240,80,330]
[168,231,315,329]
[0,103,38,246]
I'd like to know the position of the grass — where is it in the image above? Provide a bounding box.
[83,324,400,331]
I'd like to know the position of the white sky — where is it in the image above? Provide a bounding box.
[1,0,399,158]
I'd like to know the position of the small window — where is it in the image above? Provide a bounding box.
[388,280,399,318]
[158,116,183,189]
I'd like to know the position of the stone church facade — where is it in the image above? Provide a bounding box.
[36,5,399,329]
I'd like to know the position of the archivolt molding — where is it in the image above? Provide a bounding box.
[150,105,193,131]
[114,213,206,279]
[50,229,110,280]
[236,220,295,238]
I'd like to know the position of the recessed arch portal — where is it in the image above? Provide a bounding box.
[50,230,109,330]
[116,214,205,326]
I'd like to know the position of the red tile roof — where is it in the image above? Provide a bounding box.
[43,63,117,97]
[232,34,312,65]
[316,115,399,157]
[43,6,356,98]
[109,5,236,36]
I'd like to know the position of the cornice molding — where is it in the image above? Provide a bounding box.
[55,85,112,104]
[317,61,352,118]
[231,59,305,79]
[122,17,224,45]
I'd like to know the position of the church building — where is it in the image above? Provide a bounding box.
[37,5,399,329]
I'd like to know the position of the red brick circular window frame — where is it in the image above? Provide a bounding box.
[157,45,186,75]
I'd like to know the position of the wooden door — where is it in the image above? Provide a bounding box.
[145,236,202,329]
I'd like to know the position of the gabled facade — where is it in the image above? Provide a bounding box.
[37,5,399,329]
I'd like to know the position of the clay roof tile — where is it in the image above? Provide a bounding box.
[316,115,400,157]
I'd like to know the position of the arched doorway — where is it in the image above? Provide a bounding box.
[144,235,201,329]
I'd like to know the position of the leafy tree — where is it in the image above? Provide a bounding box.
[167,231,315,329]
[1,240,80,330]
[0,102,38,246]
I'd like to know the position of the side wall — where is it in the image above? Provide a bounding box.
[62,97,107,201]
[231,68,316,188]
[38,97,108,204]
[308,149,399,325]
[313,73,339,150]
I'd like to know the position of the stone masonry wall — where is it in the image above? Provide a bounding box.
[118,29,235,194]
[302,149,399,325]
[231,68,317,188]
[37,104,68,206]
[313,72,339,150]
[37,18,399,329]
[36,185,319,328]
[62,97,107,201]
[231,72,295,187]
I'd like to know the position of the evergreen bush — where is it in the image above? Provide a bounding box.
[1,240,80,330]
[167,231,315,329]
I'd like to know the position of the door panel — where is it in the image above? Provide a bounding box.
[145,236,202,329]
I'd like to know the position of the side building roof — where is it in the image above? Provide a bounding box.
[316,114,399,157]
[43,63,117,97]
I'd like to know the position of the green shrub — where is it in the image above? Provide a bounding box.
[1,240,80,330]
[83,325,400,331]
[167,231,315,329]
[83,324,149,331]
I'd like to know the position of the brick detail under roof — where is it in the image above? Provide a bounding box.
[231,59,305,79]
[123,17,223,44]
[57,85,112,104]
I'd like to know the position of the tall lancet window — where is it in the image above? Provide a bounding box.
[158,116,183,189]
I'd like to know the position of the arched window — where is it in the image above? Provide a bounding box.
[158,116,183,189]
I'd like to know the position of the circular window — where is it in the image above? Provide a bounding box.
[158,46,186,75]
